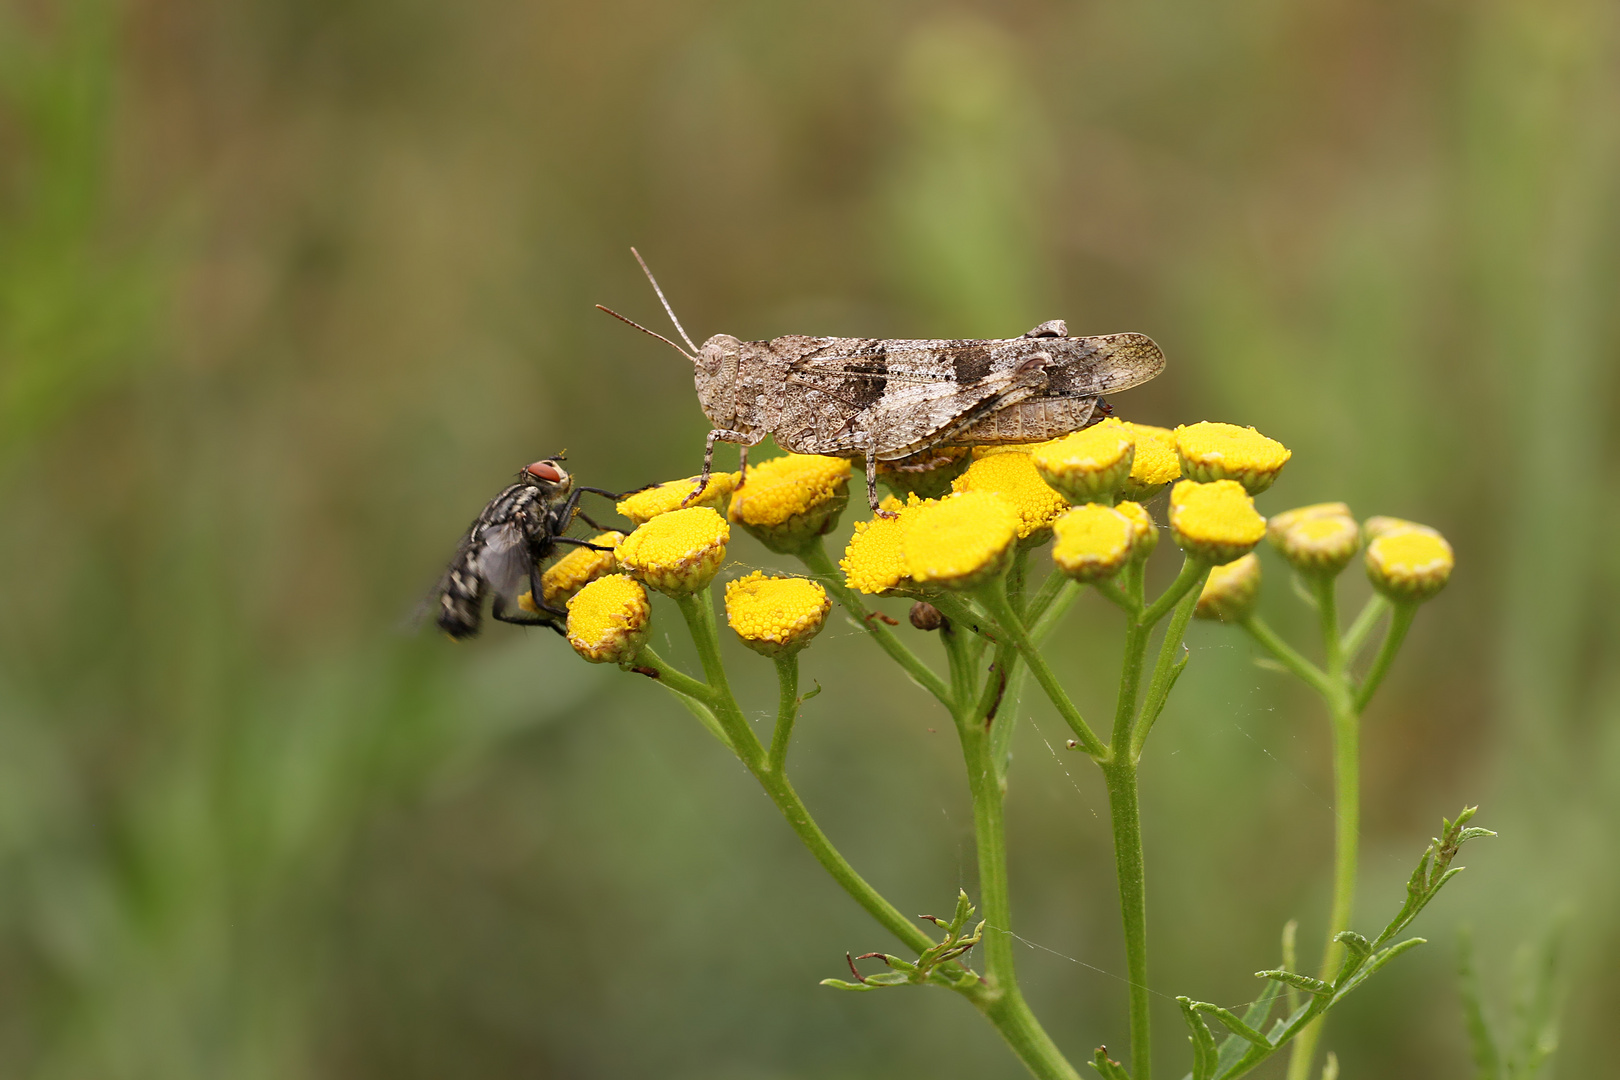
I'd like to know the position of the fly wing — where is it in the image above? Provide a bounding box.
[474,520,535,608]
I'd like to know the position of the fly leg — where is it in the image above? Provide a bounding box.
[683,428,755,506]
[552,537,617,552]
[491,592,567,636]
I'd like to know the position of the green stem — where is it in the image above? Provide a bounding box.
[675,592,764,765]
[1242,615,1336,699]
[768,654,799,773]
[634,645,733,751]
[1131,569,1207,757]
[1102,760,1152,1080]
[1340,594,1390,663]
[1312,574,1344,677]
[1287,574,1360,1080]
[797,537,953,707]
[1285,685,1358,1080]
[1025,565,1073,627]
[978,578,1108,759]
[1141,555,1208,627]
[1112,617,1150,753]
[675,592,935,957]
[943,628,1082,1080]
[1353,602,1417,712]
[1030,578,1080,642]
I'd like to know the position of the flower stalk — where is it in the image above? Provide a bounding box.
[527,436,1459,1080]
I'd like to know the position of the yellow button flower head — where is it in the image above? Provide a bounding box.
[535,531,624,610]
[1362,515,1442,543]
[1030,417,1135,504]
[1267,503,1352,546]
[972,443,1045,458]
[841,496,919,595]
[1195,552,1261,622]
[1114,500,1158,560]
[565,574,651,664]
[1366,529,1453,602]
[1119,423,1181,501]
[1169,479,1267,564]
[615,506,730,597]
[951,451,1068,544]
[729,454,851,554]
[1051,504,1135,583]
[877,447,972,501]
[724,571,831,658]
[1174,422,1291,495]
[1272,511,1359,576]
[902,492,1019,590]
[616,472,739,526]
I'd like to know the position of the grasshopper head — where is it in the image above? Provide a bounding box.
[694,334,744,429]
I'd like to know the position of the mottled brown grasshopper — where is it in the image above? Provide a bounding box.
[598,251,1166,512]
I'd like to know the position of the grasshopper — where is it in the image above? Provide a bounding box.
[598,250,1166,513]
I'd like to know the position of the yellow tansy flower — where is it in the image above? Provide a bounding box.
[1362,515,1441,543]
[1273,514,1359,576]
[1169,479,1267,564]
[565,574,651,664]
[617,472,739,525]
[535,532,624,609]
[729,454,851,554]
[952,452,1068,543]
[1051,504,1135,583]
[1266,502,1352,545]
[876,447,971,501]
[841,495,922,595]
[902,492,1019,589]
[724,571,831,658]
[1195,552,1261,622]
[615,506,730,596]
[1114,500,1159,560]
[1031,417,1135,504]
[1366,529,1453,602]
[972,442,1046,458]
[1119,423,1180,501]
[1174,422,1291,495]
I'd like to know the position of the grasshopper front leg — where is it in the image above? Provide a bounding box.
[684,428,758,506]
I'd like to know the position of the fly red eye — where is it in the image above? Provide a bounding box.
[525,460,563,482]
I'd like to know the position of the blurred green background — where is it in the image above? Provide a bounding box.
[2,0,1617,1076]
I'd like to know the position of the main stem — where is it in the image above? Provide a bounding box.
[1286,577,1358,1080]
[1103,761,1152,1080]
[959,682,1081,1080]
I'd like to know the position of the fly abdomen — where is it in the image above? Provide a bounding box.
[437,559,486,639]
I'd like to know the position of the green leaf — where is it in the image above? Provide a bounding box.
[1254,969,1332,996]
[1214,977,1281,1076]
[819,978,878,992]
[1090,1046,1132,1080]
[1457,927,1504,1080]
[1179,998,1221,1080]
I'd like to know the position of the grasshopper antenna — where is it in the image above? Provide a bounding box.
[594,304,696,362]
[630,247,699,355]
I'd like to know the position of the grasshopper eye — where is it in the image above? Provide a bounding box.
[526,460,564,482]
